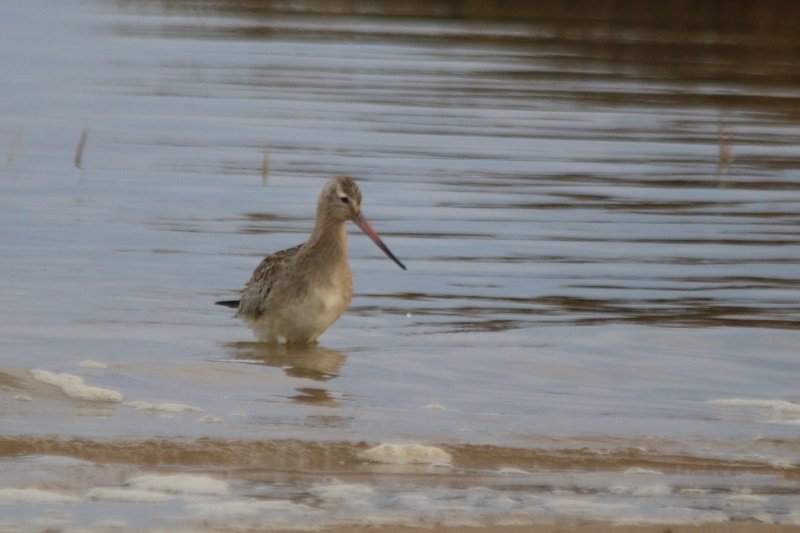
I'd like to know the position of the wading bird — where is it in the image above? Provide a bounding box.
[216,176,406,343]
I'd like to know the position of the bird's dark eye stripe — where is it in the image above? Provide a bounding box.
[340,196,350,203]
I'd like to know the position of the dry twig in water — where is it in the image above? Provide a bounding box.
[75,128,89,169]
[261,148,270,185]
[6,131,22,165]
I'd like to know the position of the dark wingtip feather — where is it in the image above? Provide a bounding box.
[215,300,240,309]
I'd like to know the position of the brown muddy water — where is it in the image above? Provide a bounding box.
[1,0,800,530]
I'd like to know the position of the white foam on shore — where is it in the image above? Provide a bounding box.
[624,467,664,475]
[309,479,375,508]
[77,360,108,369]
[29,369,123,402]
[710,398,800,413]
[0,475,793,529]
[723,492,768,506]
[769,458,795,469]
[123,400,200,413]
[497,467,530,475]
[186,499,314,521]
[127,474,229,496]
[357,443,452,465]
[88,487,174,504]
[0,488,79,505]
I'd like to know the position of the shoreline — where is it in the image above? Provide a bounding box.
[290,522,798,533]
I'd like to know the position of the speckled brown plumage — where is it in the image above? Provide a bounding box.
[237,243,303,318]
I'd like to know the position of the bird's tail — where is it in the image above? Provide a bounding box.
[215,300,240,309]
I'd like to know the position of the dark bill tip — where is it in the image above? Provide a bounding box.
[353,213,407,271]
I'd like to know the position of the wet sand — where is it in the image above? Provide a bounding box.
[3,300,800,529]
[318,525,798,533]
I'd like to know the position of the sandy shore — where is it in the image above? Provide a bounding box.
[291,523,798,533]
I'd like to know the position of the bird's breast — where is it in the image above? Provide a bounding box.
[314,278,352,317]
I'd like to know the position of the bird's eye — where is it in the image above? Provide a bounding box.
[339,196,350,204]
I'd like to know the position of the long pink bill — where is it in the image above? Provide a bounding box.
[353,212,407,271]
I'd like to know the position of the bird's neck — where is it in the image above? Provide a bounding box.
[305,215,348,263]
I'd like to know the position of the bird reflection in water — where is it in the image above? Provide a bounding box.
[223,342,346,407]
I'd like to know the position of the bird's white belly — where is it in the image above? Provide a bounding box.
[245,284,350,343]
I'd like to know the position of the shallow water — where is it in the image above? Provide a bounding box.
[1,0,800,529]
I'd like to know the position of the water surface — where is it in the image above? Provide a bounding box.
[1,0,799,529]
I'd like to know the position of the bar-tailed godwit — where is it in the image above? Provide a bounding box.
[217,176,405,343]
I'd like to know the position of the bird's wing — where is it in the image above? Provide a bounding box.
[237,243,304,318]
